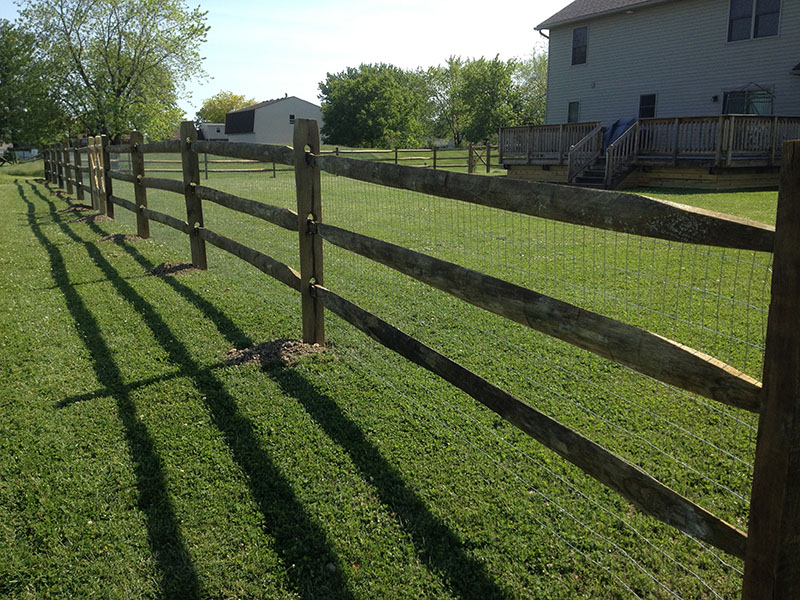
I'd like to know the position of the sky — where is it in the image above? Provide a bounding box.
[0,0,573,119]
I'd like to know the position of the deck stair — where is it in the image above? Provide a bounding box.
[573,157,607,188]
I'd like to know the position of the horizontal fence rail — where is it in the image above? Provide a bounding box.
[43,120,800,597]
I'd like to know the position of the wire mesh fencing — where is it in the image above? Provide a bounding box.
[101,147,769,598]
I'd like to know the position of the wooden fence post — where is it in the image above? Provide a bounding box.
[43,148,50,182]
[98,135,112,217]
[87,137,98,210]
[56,143,65,189]
[180,121,207,269]
[468,142,475,173]
[130,131,149,239]
[293,118,325,345]
[64,142,74,196]
[742,140,800,599]
[73,142,84,202]
[433,146,438,170]
[486,143,492,173]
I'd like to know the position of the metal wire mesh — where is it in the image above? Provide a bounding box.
[104,153,769,597]
[318,172,769,598]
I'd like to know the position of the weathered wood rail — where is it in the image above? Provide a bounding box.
[44,122,800,596]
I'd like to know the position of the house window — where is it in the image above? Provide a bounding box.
[728,0,780,41]
[568,101,581,123]
[216,127,221,133]
[639,94,657,118]
[723,88,774,114]
[289,114,296,125]
[572,27,587,65]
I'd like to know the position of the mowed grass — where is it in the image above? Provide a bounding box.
[0,159,778,599]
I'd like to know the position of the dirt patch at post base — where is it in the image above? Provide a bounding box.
[71,214,113,224]
[58,203,94,213]
[148,262,200,277]
[225,339,324,368]
[99,233,143,243]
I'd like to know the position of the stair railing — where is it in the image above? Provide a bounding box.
[567,124,604,183]
[604,122,639,188]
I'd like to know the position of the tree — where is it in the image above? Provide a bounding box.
[512,49,548,126]
[0,19,67,145]
[18,0,209,141]
[459,55,517,143]
[196,90,256,124]
[427,57,469,146]
[319,63,429,148]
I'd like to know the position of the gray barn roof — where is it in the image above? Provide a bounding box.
[536,0,676,29]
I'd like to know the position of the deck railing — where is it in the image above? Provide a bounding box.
[500,115,800,178]
[498,122,599,165]
[566,124,604,183]
[604,121,639,187]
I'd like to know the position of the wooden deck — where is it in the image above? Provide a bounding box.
[499,115,800,188]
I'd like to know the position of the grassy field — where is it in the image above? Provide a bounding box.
[1,159,778,598]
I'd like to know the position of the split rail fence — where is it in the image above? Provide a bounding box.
[43,121,800,598]
[323,142,497,173]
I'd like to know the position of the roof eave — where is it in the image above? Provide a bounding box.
[535,0,675,31]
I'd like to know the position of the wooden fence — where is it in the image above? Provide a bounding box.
[43,120,800,598]
[323,143,498,173]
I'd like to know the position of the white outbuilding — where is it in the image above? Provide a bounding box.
[224,96,323,145]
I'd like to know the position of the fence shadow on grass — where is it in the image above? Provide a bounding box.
[39,183,513,598]
[18,181,201,599]
[263,365,510,600]
[27,181,355,600]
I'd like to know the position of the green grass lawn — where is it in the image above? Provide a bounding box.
[0,163,777,598]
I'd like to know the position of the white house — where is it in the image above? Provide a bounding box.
[224,96,323,145]
[198,122,227,141]
[537,0,800,124]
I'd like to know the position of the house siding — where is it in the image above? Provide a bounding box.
[544,0,800,124]
[226,97,323,145]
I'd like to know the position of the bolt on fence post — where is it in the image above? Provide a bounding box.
[130,131,149,239]
[73,141,84,202]
[742,140,800,599]
[99,135,113,217]
[180,121,207,269]
[293,118,325,345]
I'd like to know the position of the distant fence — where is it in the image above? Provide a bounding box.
[323,143,498,174]
[42,121,800,598]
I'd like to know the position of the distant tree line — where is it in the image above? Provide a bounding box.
[319,52,547,148]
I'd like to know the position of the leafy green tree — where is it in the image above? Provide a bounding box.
[196,90,256,124]
[512,49,548,125]
[460,55,517,143]
[0,19,66,145]
[427,57,469,146]
[319,63,429,148]
[18,0,209,141]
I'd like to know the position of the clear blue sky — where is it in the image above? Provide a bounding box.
[1,0,572,119]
